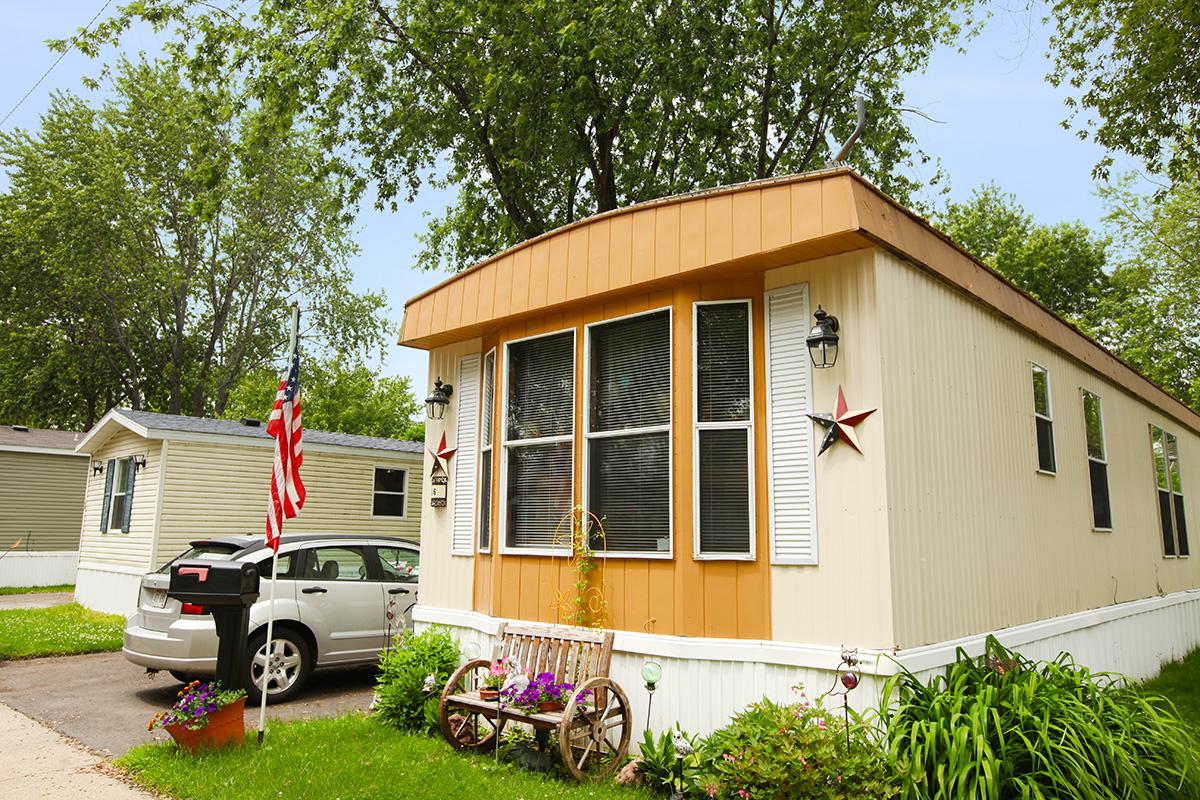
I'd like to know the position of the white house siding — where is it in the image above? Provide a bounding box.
[763,250,896,650]
[155,439,422,567]
[875,248,1200,650]
[75,431,163,611]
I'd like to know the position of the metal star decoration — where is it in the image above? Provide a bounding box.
[428,432,457,474]
[808,386,877,456]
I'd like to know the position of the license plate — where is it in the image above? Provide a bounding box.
[146,588,168,609]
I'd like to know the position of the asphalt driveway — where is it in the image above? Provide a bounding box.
[0,651,376,756]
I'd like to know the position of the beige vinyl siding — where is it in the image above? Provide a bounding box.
[0,450,87,551]
[155,439,422,568]
[763,250,896,648]
[77,431,162,570]
[876,248,1200,648]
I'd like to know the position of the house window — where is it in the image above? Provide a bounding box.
[695,301,753,557]
[372,468,408,517]
[1082,391,1111,530]
[504,330,575,551]
[108,458,132,531]
[586,310,671,555]
[1151,425,1189,557]
[478,349,496,551]
[1031,363,1056,473]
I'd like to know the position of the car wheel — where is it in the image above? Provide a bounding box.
[246,627,312,705]
[168,670,204,685]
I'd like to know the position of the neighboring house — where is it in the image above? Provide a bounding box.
[0,425,88,587]
[399,167,1199,735]
[74,409,424,614]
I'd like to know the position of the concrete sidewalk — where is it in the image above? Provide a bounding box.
[0,702,156,799]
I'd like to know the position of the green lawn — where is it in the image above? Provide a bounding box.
[0,602,124,659]
[119,714,651,800]
[0,583,74,595]
[1145,648,1200,729]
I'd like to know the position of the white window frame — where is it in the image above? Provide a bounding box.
[498,327,576,557]
[1081,389,1111,532]
[370,465,409,520]
[1151,424,1189,559]
[106,457,131,534]
[582,306,674,560]
[477,347,497,553]
[1031,361,1056,475]
[692,299,756,561]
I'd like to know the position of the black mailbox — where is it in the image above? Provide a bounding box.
[168,560,260,695]
[169,560,259,606]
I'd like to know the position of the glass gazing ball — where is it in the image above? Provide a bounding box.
[641,660,662,687]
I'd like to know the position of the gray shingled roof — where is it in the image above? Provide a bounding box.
[0,425,86,453]
[116,409,424,454]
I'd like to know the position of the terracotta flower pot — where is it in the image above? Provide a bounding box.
[537,700,564,713]
[479,688,501,701]
[165,697,246,753]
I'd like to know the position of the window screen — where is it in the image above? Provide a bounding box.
[586,311,671,553]
[695,302,753,556]
[1082,391,1111,530]
[1031,364,1056,473]
[505,333,574,549]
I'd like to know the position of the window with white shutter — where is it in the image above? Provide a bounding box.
[694,300,754,558]
[585,309,672,555]
[503,330,575,552]
[477,349,496,551]
[451,354,481,555]
[765,285,817,564]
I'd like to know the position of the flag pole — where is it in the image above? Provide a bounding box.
[257,304,299,746]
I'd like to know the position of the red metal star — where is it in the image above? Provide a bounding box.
[808,386,877,455]
[435,432,457,462]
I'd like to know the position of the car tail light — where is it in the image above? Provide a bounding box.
[181,603,207,615]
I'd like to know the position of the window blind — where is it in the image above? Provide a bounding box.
[507,442,573,548]
[589,311,671,432]
[698,428,750,553]
[697,303,750,423]
[588,432,670,553]
[478,351,495,550]
[508,333,574,441]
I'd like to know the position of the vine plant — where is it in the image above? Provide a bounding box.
[550,505,609,628]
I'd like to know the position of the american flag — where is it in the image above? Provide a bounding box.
[265,325,305,552]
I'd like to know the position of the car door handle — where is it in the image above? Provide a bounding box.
[388,588,410,595]
[302,586,327,594]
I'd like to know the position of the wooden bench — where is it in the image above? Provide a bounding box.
[437,622,631,780]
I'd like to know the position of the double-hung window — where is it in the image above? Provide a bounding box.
[478,349,496,551]
[1151,425,1189,557]
[694,301,754,558]
[504,331,575,551]
[372,467,408,517]
[586,309,672,555]
[100,456,136,533]
[1031,363,1056,473]
[1082,391,1111,530]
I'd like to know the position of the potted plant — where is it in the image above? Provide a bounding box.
[148,680,247,753]
[505,672,575,713]
[480,657,512,701]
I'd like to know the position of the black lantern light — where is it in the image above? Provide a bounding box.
[91,460,105,476]
[424,377,454,420]
[133,453,148,473]
[806,306,840,369]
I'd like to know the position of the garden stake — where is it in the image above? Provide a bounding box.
[824,647,861,753]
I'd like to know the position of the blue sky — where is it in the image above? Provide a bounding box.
[0,3,1123,390]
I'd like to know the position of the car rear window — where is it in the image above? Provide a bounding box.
[157,543,241,573]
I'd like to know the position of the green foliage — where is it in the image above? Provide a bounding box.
[637,726,702,796]
[1143,647,1200,731]
[78,0,973,272]
[0,603,124,659]
[0,58,386,429]
[221,357,424,440]
[880,636,1200,800]
[937,183,1111,323]
[374,627,460,734]
[695,691,898,799]
[1047,0,1200,182]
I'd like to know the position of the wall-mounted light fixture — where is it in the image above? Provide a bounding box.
[133,454,148,473]
[91,460,105,476]
[806,306,840,369]
[425,377,454,420]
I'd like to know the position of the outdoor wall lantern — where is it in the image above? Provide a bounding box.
[133,454,148,473]
[91,460,105,476]
[424,377,454,420]
[806,306,841,369]
[641,660,662,732]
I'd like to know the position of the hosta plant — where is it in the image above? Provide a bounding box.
[880,636,1200,800]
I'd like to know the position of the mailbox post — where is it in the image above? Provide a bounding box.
[168,560,260,693]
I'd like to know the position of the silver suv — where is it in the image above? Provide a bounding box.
[123,535,419,703]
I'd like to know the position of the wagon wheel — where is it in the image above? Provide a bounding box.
[558,676,631,781]
[438,658,499,752]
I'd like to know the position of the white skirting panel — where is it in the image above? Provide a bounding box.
[0,551,78,588]
[416,589,1200,737]
[75,562,146,615]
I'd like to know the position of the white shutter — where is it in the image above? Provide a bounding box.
[765,285,817,564]
[452,354,481,555]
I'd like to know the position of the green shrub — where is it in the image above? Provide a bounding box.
[637,726,702,795]
[881,636,1200,800]
[374,626,460,733]
[694,690,898,799]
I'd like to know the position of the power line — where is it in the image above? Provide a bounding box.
[0,0,114,130]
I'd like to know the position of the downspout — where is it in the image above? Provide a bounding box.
[826,95,867,167]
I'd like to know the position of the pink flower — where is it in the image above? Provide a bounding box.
[817,717,827,731]
[706,786,717,797]
[722,752,737,763]
[737,791,750,799]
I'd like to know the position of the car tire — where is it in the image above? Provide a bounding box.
[246,626,312,705]
[168,670,203,685]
